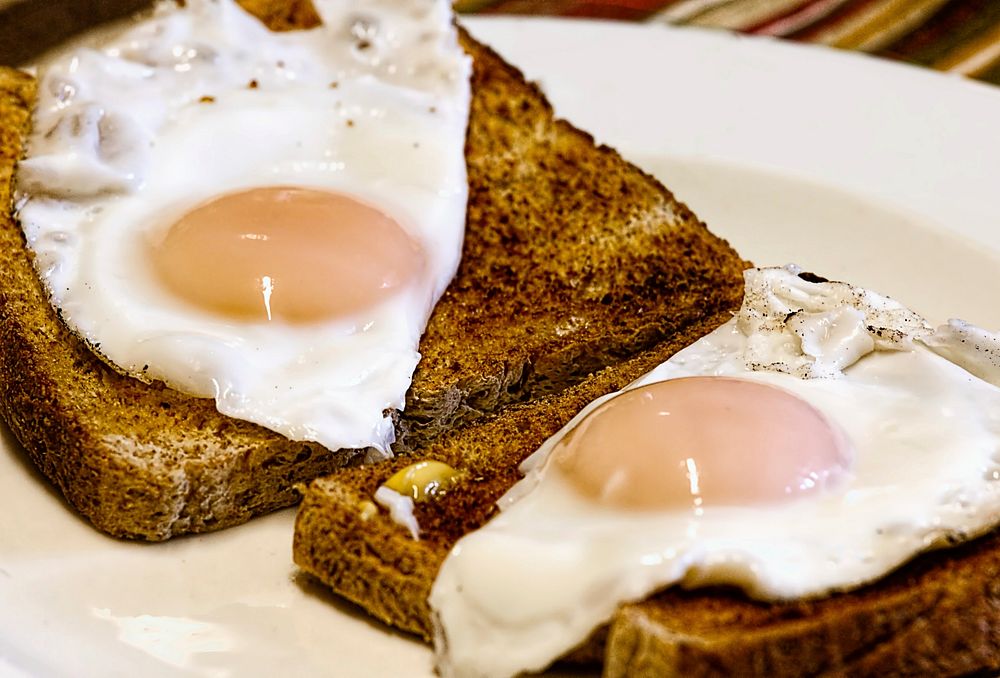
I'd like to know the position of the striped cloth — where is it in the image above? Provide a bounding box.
[456,0,1000,85]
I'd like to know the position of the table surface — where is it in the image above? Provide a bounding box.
[0,0,998,83]
[456,0,1000,86]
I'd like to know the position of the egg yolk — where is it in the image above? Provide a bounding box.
[149,186,425,323]
[553,377,851,510]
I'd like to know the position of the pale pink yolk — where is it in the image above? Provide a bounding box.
[149,187,425,323]
[553,377,850,510]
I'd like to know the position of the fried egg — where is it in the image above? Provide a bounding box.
[16,0,471,457]
[429,266,1000,678]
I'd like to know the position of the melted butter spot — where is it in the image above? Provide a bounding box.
[383,460,463,502]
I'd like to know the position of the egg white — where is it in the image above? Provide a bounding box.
[16,0,472,456]
[429,266,1000,678]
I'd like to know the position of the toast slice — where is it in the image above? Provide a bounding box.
[294,341,1000,678]
[0,10,746,540]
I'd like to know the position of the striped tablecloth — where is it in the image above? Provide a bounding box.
[456,0,1000,85]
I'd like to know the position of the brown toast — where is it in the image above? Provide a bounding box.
[0,6,746,540]
[293,336,1000,678]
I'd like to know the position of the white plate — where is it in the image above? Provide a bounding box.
[3,17,1000,678]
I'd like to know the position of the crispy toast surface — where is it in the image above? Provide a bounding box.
[0,10,746,540]
[398,29,747,448]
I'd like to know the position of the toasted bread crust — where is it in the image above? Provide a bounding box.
[606,527,1000,677]
[0,9,746,540]
[399,29,748,448]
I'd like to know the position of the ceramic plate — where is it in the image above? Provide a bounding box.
[3,16,1000,678]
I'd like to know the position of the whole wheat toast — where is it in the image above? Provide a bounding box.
[0,6,746,540]
[293,337,1000,678]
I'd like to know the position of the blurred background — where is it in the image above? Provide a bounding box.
[455,0,1000,84]
[1,0,998,84]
